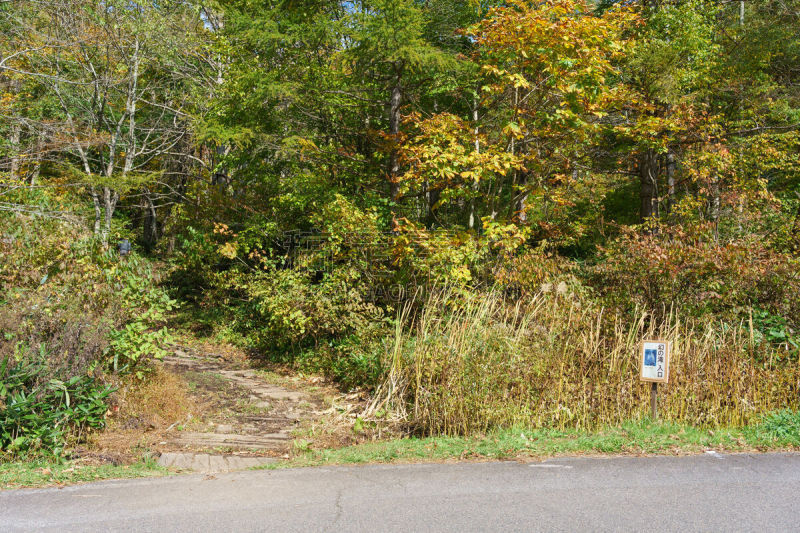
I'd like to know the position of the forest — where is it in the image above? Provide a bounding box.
[1,0,800,461]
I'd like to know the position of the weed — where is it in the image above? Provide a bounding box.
[0,357,112,458]
[106,367,199,432]
[750,410,800,445]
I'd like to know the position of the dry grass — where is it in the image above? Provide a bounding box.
[366,290,800,436]
[109,366,201,430]
[90,367,204,459]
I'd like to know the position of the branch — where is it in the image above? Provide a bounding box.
[0,202,84,224]
[727,123,800,138]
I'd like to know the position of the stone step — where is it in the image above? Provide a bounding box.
[172,432,290,450]
[157,452,277,473]
[161,360,220,373]
[158,351,314,459]
[241,416,300,423]
[162,361,306,402]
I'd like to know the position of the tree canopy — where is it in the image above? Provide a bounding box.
[2,0,799,329]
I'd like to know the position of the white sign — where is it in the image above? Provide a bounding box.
[640,340,670,383]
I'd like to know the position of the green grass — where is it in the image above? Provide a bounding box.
[0,457,167,490]
[3,412,797,488]
[262,412,800,469]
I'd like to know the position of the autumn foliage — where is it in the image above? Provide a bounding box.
[2,0,800,441]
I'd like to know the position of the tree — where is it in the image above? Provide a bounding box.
[0,0,208,244]
[398,0,635,247]
[345,0,459,202]
[617,0,800,236]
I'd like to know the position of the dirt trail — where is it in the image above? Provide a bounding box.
[154,346,320,473]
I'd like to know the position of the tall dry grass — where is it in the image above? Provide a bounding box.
[366,290,800,435]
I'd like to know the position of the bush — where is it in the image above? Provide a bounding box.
[298,321,391,391]
[169,196,389,385]
[227,268,382,351]
[594,227,800,329]
[0,357,112,458]
[1,210,176,458]
[1,249,176,382]
[492,244,575,298]
[755,410,800,444]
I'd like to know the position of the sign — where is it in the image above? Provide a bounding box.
[640,340,670,383]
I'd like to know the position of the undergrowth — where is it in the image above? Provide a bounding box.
[1,206,176,460]
[0,358,112,457]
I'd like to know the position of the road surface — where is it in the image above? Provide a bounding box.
[2,453,799,532]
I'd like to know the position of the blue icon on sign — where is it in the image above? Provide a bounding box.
[644,349,657,367]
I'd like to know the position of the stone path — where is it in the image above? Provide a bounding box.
[155,348,317,473]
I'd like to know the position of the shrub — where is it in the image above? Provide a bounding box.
[169,196,390,385]
[492,244,575,298]
[0,357,112,458]
[219,266,383,352]
[755,410,800,444]
[298,320,391,391]
[1,210,176,458]
[594,227,800,328]
[1,247,177,383]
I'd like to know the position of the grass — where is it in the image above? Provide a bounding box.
[3,412,797,488]
[0,457,167,490]
[262,412,800,469]
[183,370,229,390]
[366,291,800,435]
[109,366,200,430]
[235,398,272,415]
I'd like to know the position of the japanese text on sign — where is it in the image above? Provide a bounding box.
[640,340,670,383]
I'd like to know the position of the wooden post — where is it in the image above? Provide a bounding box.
[650,382,658,420]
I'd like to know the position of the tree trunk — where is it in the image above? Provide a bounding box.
[101,186,119,247]
[665,151,676,214]
[516,189,529,224]
[509,87,523,222]
[90,187,102,235]
[388,81,402,201]
[29,128,45,187]
[142,187,158,250]
[123,38,140,177]
[469,95,480,230]
[638,149,660,222]
[710,176,721,243]
[791,193,800,252]
[426,186,440,228]
[9,121,21,181]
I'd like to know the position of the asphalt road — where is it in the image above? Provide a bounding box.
[2,453,799,532]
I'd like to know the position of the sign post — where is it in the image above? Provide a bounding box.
[640,340,670,420]
[650,382,658,419]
